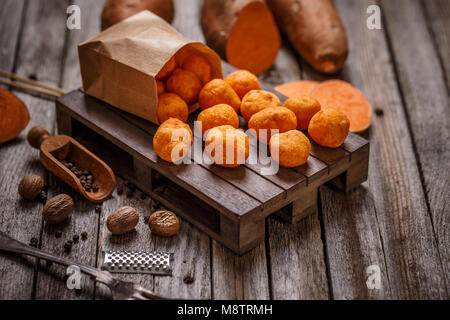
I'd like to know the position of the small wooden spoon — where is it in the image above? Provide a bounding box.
[28,126,116,203]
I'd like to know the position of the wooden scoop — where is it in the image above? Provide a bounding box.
[28,126,116,203]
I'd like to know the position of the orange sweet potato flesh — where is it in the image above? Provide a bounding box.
[275,80,320,97]
[266,0,348,74]
[310,80,372,132]
[201,0,280,75]
[0,88,30,143]
[101,0,174,30]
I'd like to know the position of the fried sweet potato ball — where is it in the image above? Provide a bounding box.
[167,68,202,104]
[182,54,212,84]
[196,104,239,136]
[240,89,281,122]
[224,70,260,99]
[205,125,249,167]
[270,130,311,168]
[156,56,176,80]
[284,95,321,130]
[157,93,189,124]
[198,79,241,112]
[308,109,349,148]
[156,80,166,95]
[153,118,193,163]
[248,106,297,143]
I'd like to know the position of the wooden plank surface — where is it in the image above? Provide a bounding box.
[34,0,104,300]
[381,0,450,289]
[171,0,269,299]
[265,45,329,299]
[0,0,67,299]
[309,0,446,299]
[0,0,448,300]
[423,0,450,90]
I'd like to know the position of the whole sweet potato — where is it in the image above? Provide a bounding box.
[101,0,174,30]
[266,0,348,74]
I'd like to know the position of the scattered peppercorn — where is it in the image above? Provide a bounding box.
[29,237,38,247]
[72,235,79,243]
[61,160,97,193]
[64,242,72,252]
[183,274,194,285]
[81,231,88,239]
[375,108,384,117]
[144,216,149,224]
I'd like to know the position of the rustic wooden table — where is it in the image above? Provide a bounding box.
[0,0,448,300]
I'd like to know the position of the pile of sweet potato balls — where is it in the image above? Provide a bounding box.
[153,53,350,168]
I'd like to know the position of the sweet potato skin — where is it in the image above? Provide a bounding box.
[101,0,174,30]
[266,0,348,74]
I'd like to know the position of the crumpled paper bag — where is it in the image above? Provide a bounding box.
[78,10,222,124]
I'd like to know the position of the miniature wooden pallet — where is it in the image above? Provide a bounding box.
[55,82,369,255]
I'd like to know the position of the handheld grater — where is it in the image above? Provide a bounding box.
[101,250,174,276]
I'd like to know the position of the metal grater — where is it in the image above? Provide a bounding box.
[101,250,174,276]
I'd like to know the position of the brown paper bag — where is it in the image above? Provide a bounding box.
[78,11,223,124]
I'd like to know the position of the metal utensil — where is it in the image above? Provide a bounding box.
[0,232,171,300]
[102,250,173,275]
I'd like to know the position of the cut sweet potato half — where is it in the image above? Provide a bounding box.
[310,80,372,132]
[201,0,280,75]
[0,88,30,143]
[275,80,320,98]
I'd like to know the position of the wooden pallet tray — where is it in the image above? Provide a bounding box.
[55,82,369,255]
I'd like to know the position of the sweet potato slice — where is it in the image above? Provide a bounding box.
[0,88,30,143]
[266,0,348,74]
[201,0,280,75]
[101,0,174,30]
[310,80,372,132]
[275,80,320,98]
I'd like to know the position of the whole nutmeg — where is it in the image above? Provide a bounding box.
[149,210,179,237]
[43,194,74,224]
[18,174,45,200]
[106,206,139,235]
[27,126,49,149]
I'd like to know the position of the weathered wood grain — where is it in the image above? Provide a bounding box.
[152,212,212,299]
[381,0,449,290]
[309,0,446,299]
[0,0,68,300]
[269,211,329,299]
[34,0,104,300]
[212,242,269,300]
[423,0,450,90]
[265,45,329,299]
